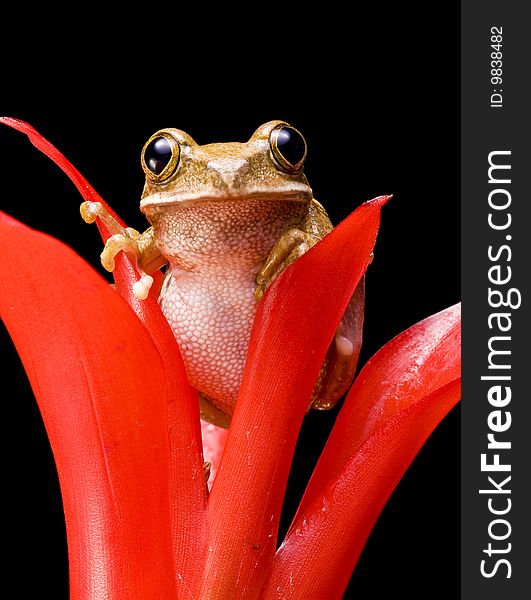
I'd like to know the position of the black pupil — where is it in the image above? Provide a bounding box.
[276,127,305,166]
[144,137,172,175]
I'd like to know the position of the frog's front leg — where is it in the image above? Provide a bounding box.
[254,197,366,413]
[255,198,332,301]
[254,228,321,301]
[80,201,166,299]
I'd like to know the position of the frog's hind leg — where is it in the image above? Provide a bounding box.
[198,392,232,429]
[311,276,365,410]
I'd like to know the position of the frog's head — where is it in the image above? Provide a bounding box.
[139,120,313,212]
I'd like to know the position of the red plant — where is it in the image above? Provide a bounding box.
[0,118,461,599]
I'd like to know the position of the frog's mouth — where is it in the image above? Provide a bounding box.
[139,185,312,212]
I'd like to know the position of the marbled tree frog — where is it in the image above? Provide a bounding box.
[81,121,364,428]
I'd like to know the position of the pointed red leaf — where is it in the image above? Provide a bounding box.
[0,212,205,598]
[1,116,207,593]
[293,303,461,523]
[0,117,121,227]
[260,305,461,599]
[201,196,390,598]
[264,381,461,600]
[0,116,164,313]
[106,252,207,592]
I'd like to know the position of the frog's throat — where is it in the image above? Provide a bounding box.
[139,187,312,211]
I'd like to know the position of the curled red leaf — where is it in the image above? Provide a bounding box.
[261,304,461,599]
[201,196,390,598]
[0,212,206,598]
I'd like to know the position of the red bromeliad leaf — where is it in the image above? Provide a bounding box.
[0,213,206,599]
[2,116,458,599]
[201,196,390,598]
[107,254,207,588]
[0,117,165,311]
[263,381,461,600]
[293,303,461,523]
[1,118,207,594]
[259,304,461,600]
[0,117,120,229]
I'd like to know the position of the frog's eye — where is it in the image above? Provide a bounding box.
[141,132,180,182]
[269,124,307,174]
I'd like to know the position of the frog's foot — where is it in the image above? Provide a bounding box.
[255,228,320,301]
[80,201,153,300]
[311,276,365,410]
[101,234,154,300]
[80,201,133,235]
[311,332,357,409]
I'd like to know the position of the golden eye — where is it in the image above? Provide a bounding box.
[141,131,180,182]
[269,124,307,173]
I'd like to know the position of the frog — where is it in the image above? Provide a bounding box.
[81,121,365,428]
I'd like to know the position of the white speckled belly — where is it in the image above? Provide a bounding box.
[159,267,257,413]
[151,198,308,415]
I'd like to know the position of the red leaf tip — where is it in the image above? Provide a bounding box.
[1,116,37,133]
[1,116,21,125]
[365,193,393,208]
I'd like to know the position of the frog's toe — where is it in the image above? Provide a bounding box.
[100,232,141,273]
[101,234,126,272]
[254,282,266,301]
[132,274,154,300]
[80,201,103,224]
[335,333,354,357]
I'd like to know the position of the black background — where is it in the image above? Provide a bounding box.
[1,8,459,598]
